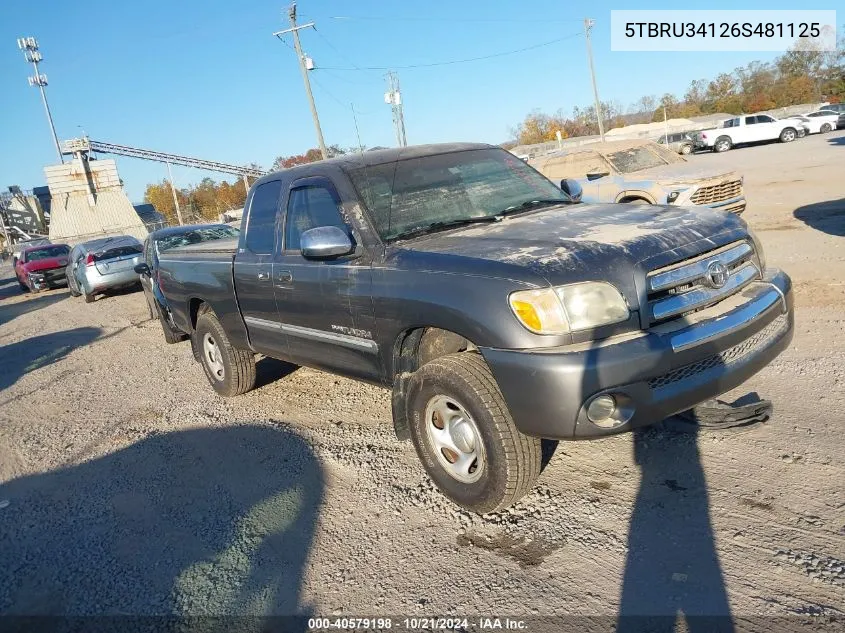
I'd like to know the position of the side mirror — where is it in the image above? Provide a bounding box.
[586,171,610,181]
[300,226,354,259]
[134,263,151,276]
[560,179,583,203]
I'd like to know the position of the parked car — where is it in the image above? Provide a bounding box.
[14,243,70,292]
[656,132,695,155]
[136,223,240,343]
[156,143,793,513]
[818,103,845,128]
[799,110,840,134]
[697,114,807,152]
[65,236,144,303]
[529,139,746,214]
[11,237,51,267]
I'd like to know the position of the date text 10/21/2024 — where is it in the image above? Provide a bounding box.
[307,617,528,630]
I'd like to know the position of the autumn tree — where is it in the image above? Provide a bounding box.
[270,144,347,171]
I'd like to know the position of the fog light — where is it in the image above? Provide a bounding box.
[587,394,617,426]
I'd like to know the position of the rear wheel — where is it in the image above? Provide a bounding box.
[194,309,256,397]
[713,137,732,153]
[406,353,541,514]
[820,123,833,133]
[68,278,81,297]
[779,128,797,143]
[680,143,692,155]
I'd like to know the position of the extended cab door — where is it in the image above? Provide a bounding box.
[233,178,291,359]
[272,176,380,382]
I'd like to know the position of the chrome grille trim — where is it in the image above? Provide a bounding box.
[648,242,753,292]
[651,262,759,322]
[648,314,789,390]
[690,180,743,205]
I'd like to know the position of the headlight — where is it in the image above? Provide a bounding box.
[747,229,767,271]
[28,272,45,281]
[509,282,630,334]
[667,191,681,203]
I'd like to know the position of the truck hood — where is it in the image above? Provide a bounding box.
[625,162,738,185]
[23,256,69,272]
[393,203,748,308]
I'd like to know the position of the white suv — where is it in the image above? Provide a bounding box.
[698,114,808,152]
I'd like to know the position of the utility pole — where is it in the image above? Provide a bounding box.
[166,162,184,226]
[583,19,605,142]
[17,37,63,163]
[273,4,328,159]
[384,71,407,147]
[663,104,669,144]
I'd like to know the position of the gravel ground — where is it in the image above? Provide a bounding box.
[0,131,843,625]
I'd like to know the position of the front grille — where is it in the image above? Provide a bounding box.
[647,241,760,325]
[648,314,789,390]
[690,180,742,205]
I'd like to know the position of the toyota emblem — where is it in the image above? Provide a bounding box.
[706,261,729,289]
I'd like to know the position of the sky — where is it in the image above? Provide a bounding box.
[0,0,839,202]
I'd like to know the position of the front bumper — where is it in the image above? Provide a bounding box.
[28,270,69,290]
[481,269,793,440]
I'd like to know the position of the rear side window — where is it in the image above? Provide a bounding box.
[284,185,348,251]
[246,181,282,253]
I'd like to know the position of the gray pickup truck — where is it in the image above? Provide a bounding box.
[157,143,794,513]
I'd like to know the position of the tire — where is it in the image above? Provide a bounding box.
[713,137,732,153]
[779,128,797,143]
[820,123,833,133]
[18,281,29,292]
[156,302,186,345]
[68,278,80,297]
[194,309,256,397]
[680,144,692,155]
[405,352,541,514]
[83,290,95,303]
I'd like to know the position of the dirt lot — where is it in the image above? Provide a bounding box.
[1,132,843,625]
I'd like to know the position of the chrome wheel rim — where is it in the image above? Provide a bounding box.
[424,395,484,483]
[716,140,729,151]
[202,332,225,380]
[783,130,795,141]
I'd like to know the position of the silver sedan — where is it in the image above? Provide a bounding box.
[66,236,144,303]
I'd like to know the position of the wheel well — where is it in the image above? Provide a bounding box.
[618,195,652,204]
[188,298,207,330]
[390,327,476,441]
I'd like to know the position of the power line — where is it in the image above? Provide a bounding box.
[328,15,585,23]
[319,32,582,71]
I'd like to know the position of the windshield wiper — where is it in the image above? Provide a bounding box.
[392,215,503,241]
[498,198,570,215]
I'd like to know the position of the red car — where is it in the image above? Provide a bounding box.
[14,243,72,292]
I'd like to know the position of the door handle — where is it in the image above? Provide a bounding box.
[276,270,293,283]
[257,271,270,281]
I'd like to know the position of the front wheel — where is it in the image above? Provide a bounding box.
[780,128,797,143]
[680,144,692,155]
[820,123,833,133]
[406,353,541,514]
[194,309,256,397]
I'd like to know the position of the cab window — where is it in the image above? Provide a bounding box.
[284,184,349,252]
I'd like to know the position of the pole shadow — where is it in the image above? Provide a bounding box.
[0,424,324,623]
[617,423,734,632]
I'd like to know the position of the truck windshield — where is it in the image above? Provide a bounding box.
[603,145,679,174]
[347,148,569,241]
